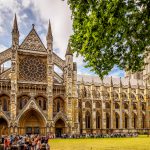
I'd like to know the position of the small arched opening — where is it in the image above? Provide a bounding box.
[18,109,46,135]
[0,117,8,136]
[55,119,66,137]
[115,113,120,129]
[85,111,91,129]
[96,111,101,129]
[124,113,129,129]
[106,113,110,129]
[53,97,65,117]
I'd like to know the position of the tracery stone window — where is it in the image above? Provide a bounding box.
[130,93,136,101]
[106,113,110,129]
[113,92,119,100]
[139,94,144,101]
[18,95,30,110]
[0,95,10,111]
[122,92,128,101]
[142,114,145,128]
[19,56,46,82]
[115,103,120,109]
[85,111,91,129]
[133,113,137,129]
[82,87,87,98]
[106,102,110,109]
[96,111,101,129]
[142,103,146,111]
[36,96,47,110]
[85,101,91,109]
[124,103,128,109]
[53,97,65,116]
[103,91,110,99]
[115,113,120,129]
[96,102,101,109]
[3,99,7,111]
[133,103,137,110]
[124,114,128,129]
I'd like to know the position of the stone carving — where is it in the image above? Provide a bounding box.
[20,29,46,52]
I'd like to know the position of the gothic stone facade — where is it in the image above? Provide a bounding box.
[0,16,150,136]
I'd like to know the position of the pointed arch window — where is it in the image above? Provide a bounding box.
[96,112,101,129]
[57,99,60,112]
[3,99,7,111]
[85,111,91,129]
[133,114,137,129]
[142,114,145,129]
[43,99,46,110]
[125,114,128,129]
[106,113,110,129]
[115,113,119,129]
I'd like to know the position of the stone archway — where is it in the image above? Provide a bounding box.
[55,119,66,137]
[0,118,8,136]
[18,109,46,135]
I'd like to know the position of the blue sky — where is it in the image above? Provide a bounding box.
[0,0,125,77]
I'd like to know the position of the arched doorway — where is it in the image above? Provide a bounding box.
[55,119,65,137]
[18,109,46,135]
[0,118,8,136]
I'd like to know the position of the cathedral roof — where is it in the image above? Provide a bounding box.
[77,75,146,89]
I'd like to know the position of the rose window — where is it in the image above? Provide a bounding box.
[19,56,46,81]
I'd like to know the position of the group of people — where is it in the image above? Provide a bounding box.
[58,132,139,138]
[0,132,139,149]
[0,134,50,150]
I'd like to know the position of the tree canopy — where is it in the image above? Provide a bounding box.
[67,0,150,78]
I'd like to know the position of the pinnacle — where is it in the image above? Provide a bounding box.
[12,13,19,33]
[47,19,52,38]
[66,42,73,56]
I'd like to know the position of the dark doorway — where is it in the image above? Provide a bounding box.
[0,118,8,136]
[56,128,62,137]
[26,127,40,134]
[55,119,65,137]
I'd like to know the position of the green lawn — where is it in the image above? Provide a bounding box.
[49,135,150,150]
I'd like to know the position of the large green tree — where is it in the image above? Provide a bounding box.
[67,0,150,78]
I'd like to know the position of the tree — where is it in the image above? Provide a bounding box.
[67,0,150,78]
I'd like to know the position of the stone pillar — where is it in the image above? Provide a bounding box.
[128,100,132,129]
[82,102,86,133]
[102,101,106,129]
[137,101,141,128]
[92,102,96,133]
[10,47,18,121]
[119,101,123,129]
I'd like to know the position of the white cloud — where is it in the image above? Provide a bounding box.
[0,44,7,52]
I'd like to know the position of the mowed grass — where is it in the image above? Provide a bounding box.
[49,135,150,150]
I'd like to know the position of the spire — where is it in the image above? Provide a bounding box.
[12,14,19,33]
[47,19,53,40]
[12,14,19,46]
[65,42,73,56]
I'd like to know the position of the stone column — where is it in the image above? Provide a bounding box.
[82,101,86,133]
[102,101,106,129]
[92,102,96,133]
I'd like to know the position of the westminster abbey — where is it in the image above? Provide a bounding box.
[0,15,150,137]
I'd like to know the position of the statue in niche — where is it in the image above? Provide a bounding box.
[3,99,7,111]
[57,99,60,112]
